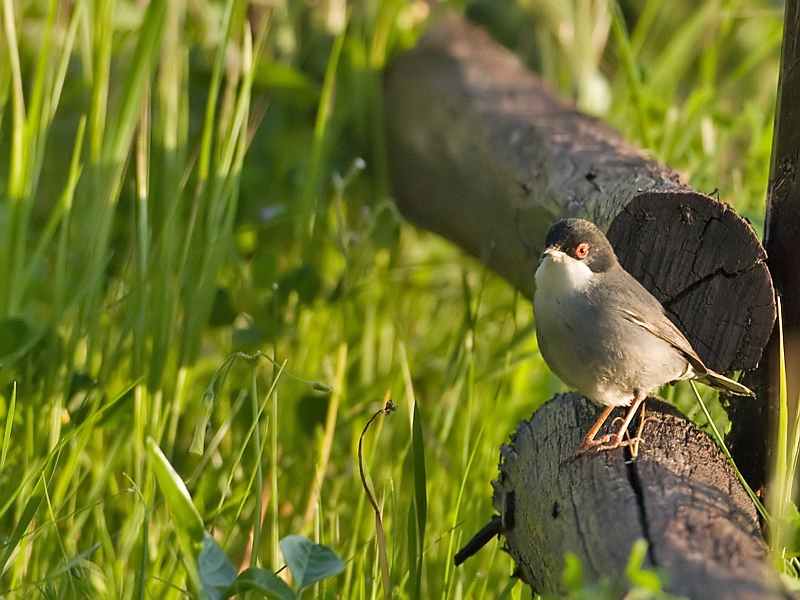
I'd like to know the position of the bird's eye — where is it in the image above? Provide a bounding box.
[574,243,589,259]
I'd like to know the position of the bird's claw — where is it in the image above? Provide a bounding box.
[597,437,643,454]
[562,434,613,463]
[562,435,645,464]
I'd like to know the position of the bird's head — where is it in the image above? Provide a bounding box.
[535,218,618,292]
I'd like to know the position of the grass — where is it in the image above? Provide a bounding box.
[0,0,789,598]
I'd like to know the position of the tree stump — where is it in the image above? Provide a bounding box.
[488,394,788,599]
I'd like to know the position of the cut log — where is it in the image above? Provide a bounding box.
[384,13,776,488]
[384,15,775,375]
[487,393,788,599]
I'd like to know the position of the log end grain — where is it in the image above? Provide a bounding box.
[607,191,775,373]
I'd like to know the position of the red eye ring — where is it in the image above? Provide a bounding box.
[574,243,589,259]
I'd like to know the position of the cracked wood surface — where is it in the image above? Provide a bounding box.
[384,15,775,375]
[492,393,787,599]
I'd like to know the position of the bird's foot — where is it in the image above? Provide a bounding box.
[595,436,644,454]
[564,400,650,464]
[563,435,645,464]
[562,434,613,463]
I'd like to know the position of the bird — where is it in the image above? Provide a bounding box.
[532,217,754,457]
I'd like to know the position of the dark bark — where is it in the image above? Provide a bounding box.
[487,394,788,599]
[765,0,800,342]
[748,0,800,492]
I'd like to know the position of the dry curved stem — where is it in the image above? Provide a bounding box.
[358,393,396,600]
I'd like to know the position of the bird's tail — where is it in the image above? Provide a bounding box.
[697,370,755,397]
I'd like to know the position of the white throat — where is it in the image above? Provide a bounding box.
[534,250,594,296]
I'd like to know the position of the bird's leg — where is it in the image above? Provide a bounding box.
[611,401,648,458]
[566,397,649,463]
[575,405,615,453]
[629,403,646,459]
[563,404,616,463]
[599,392,647,451]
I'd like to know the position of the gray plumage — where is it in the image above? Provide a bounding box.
[533,218,753,454]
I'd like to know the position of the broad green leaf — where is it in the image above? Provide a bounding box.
[786,501,800,556]
[148,437,213,597]
[147,437,205,544]
[279,535,345,590]
[561,552,585,592]
[199,534,238,600]
[625,539,662,591]
[224,567,295,600]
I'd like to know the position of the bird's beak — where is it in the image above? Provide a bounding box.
[540,247,564,262]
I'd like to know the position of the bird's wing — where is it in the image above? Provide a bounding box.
[602,267,754,397]
[615,306,708,374]
[614,303,755,397]
[620,308,755,397]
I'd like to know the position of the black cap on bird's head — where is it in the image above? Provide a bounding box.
[543,218,617,273]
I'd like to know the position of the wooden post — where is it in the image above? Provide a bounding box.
[754,0,800,491]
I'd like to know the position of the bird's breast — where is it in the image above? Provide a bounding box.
[534,253,594,295]
[533,260,689,406]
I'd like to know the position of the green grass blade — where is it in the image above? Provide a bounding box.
[196,0,236,184]
[770,297,790,554]
[104,0,167,162]
[691,383,769,524]
[0,476,45,574]
[302,23,347,253]
[250,369,264,567]
[409,404,427,599]
[0,383,16,474]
